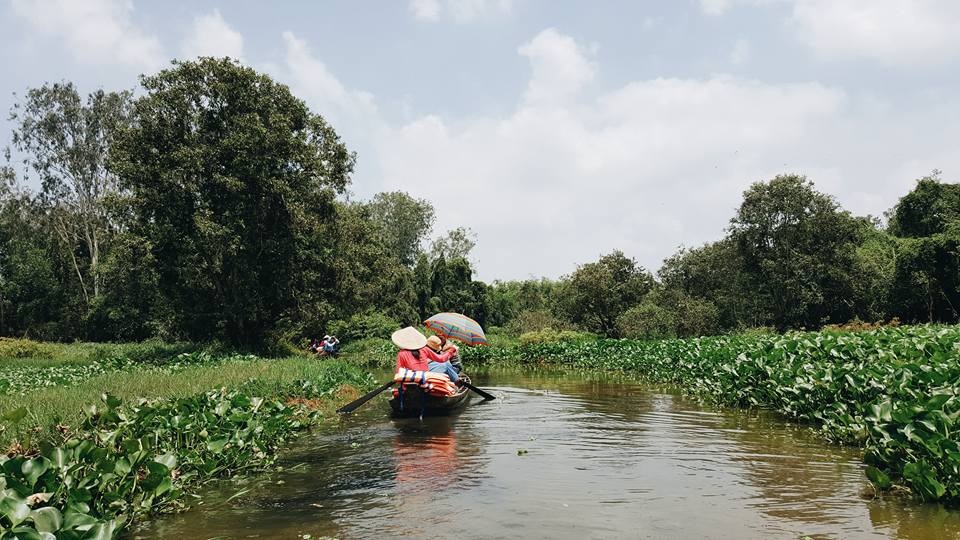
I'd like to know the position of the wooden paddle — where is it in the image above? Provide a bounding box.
[460,379,496,401]
[336,380,395,414]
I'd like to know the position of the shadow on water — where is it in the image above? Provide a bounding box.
[134,368,960,539]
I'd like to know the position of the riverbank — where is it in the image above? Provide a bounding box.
[0,341,375,537]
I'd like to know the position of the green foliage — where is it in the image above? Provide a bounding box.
[430,227,477,261]
[326,312,400,343]
[484,278,565,328]
[0,338,56,359]
[888,172,960,238]
[882,172,960,325]
[729,174,863,329]
[659,239,755,329]
[9,82,132,310]
[0,364,372,538]
[110,57,354,346]
[506,309,569,335]
[560,251,654,336]
[322,202,419,327]
[617,288,720,339]
[479,324,960,503]
[616,303,675,339]
[335,337,396,368]
[413,253,487,325]
[367,192,435,266]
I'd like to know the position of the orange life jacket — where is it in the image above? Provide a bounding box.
[392,368,458,397]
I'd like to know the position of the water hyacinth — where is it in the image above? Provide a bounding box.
[0,370,372,539]
[465,325,960,504]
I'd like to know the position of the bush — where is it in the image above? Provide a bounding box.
[518,328,594,345]
[0,337,55,359]
[326,312,400,343]
[616,303,675,340]
[506,309,570,335]
[88,341,202,365]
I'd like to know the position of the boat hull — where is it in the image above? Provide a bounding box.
[389,376,472,417]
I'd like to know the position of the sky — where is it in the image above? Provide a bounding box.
[1,0,959,282]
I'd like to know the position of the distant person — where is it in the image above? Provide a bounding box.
[426,335,459,382]
[322,335,340,356]
[392,327,455,372]
[309,337,322,354]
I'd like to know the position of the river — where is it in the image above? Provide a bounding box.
[134,369,960,539]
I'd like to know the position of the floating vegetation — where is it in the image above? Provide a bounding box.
[0,362,374,538]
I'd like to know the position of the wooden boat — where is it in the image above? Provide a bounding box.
[389,374,473,417]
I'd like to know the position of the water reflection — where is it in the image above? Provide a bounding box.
[393,416,460,493]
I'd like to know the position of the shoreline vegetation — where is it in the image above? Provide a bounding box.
[1,321,959,536]
[0,341,374,537]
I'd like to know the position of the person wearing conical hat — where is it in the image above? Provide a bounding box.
[392,326,455,373]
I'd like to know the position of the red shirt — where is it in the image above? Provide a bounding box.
[395,347,453,372]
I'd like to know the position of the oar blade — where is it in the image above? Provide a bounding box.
[337,380,394,414]
[461,381,496,401]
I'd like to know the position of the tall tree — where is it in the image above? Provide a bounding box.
[110,58,355,346]
[560,251,654,335]
[888,171,960,238]
[367,191,435,266]
[431,227,477,261]
[729,175,862,329]
[887,173,960,323]
[659,239,760,329]
[9,82,132,304]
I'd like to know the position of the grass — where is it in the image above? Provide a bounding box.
[0,356,370,449]
[0,339,205,367]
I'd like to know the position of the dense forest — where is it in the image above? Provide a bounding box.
[1,58,958,348]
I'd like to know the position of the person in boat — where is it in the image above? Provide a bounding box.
[434,334,463,373]
[425,335,459,382]
[392,327,455,372]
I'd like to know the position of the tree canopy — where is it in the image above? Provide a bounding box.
[110,58,354,345]
[1,62,958,345]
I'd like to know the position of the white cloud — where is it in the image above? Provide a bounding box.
[518,29,595,106]
[700,0,733,16]
[182,10,244,61]
[729,37,751,65]
[273,31,384,160]
[408,0,514,23]
[410,0,442,21]
[789,0,960,67]
[375,30,860,280]
[9,0,165,71]
[699,0,960,67]
[205,27,960,281]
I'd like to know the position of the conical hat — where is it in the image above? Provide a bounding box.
[391,326,427,350]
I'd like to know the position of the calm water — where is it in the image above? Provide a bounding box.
[135,369,960,539]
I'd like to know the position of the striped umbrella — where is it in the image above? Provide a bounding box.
[424,312,488,346]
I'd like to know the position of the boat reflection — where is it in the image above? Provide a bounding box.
[392,415,465,495]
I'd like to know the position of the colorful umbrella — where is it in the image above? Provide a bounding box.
[425,312,487,346]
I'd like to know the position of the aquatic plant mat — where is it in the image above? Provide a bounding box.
[0,354,373,537]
